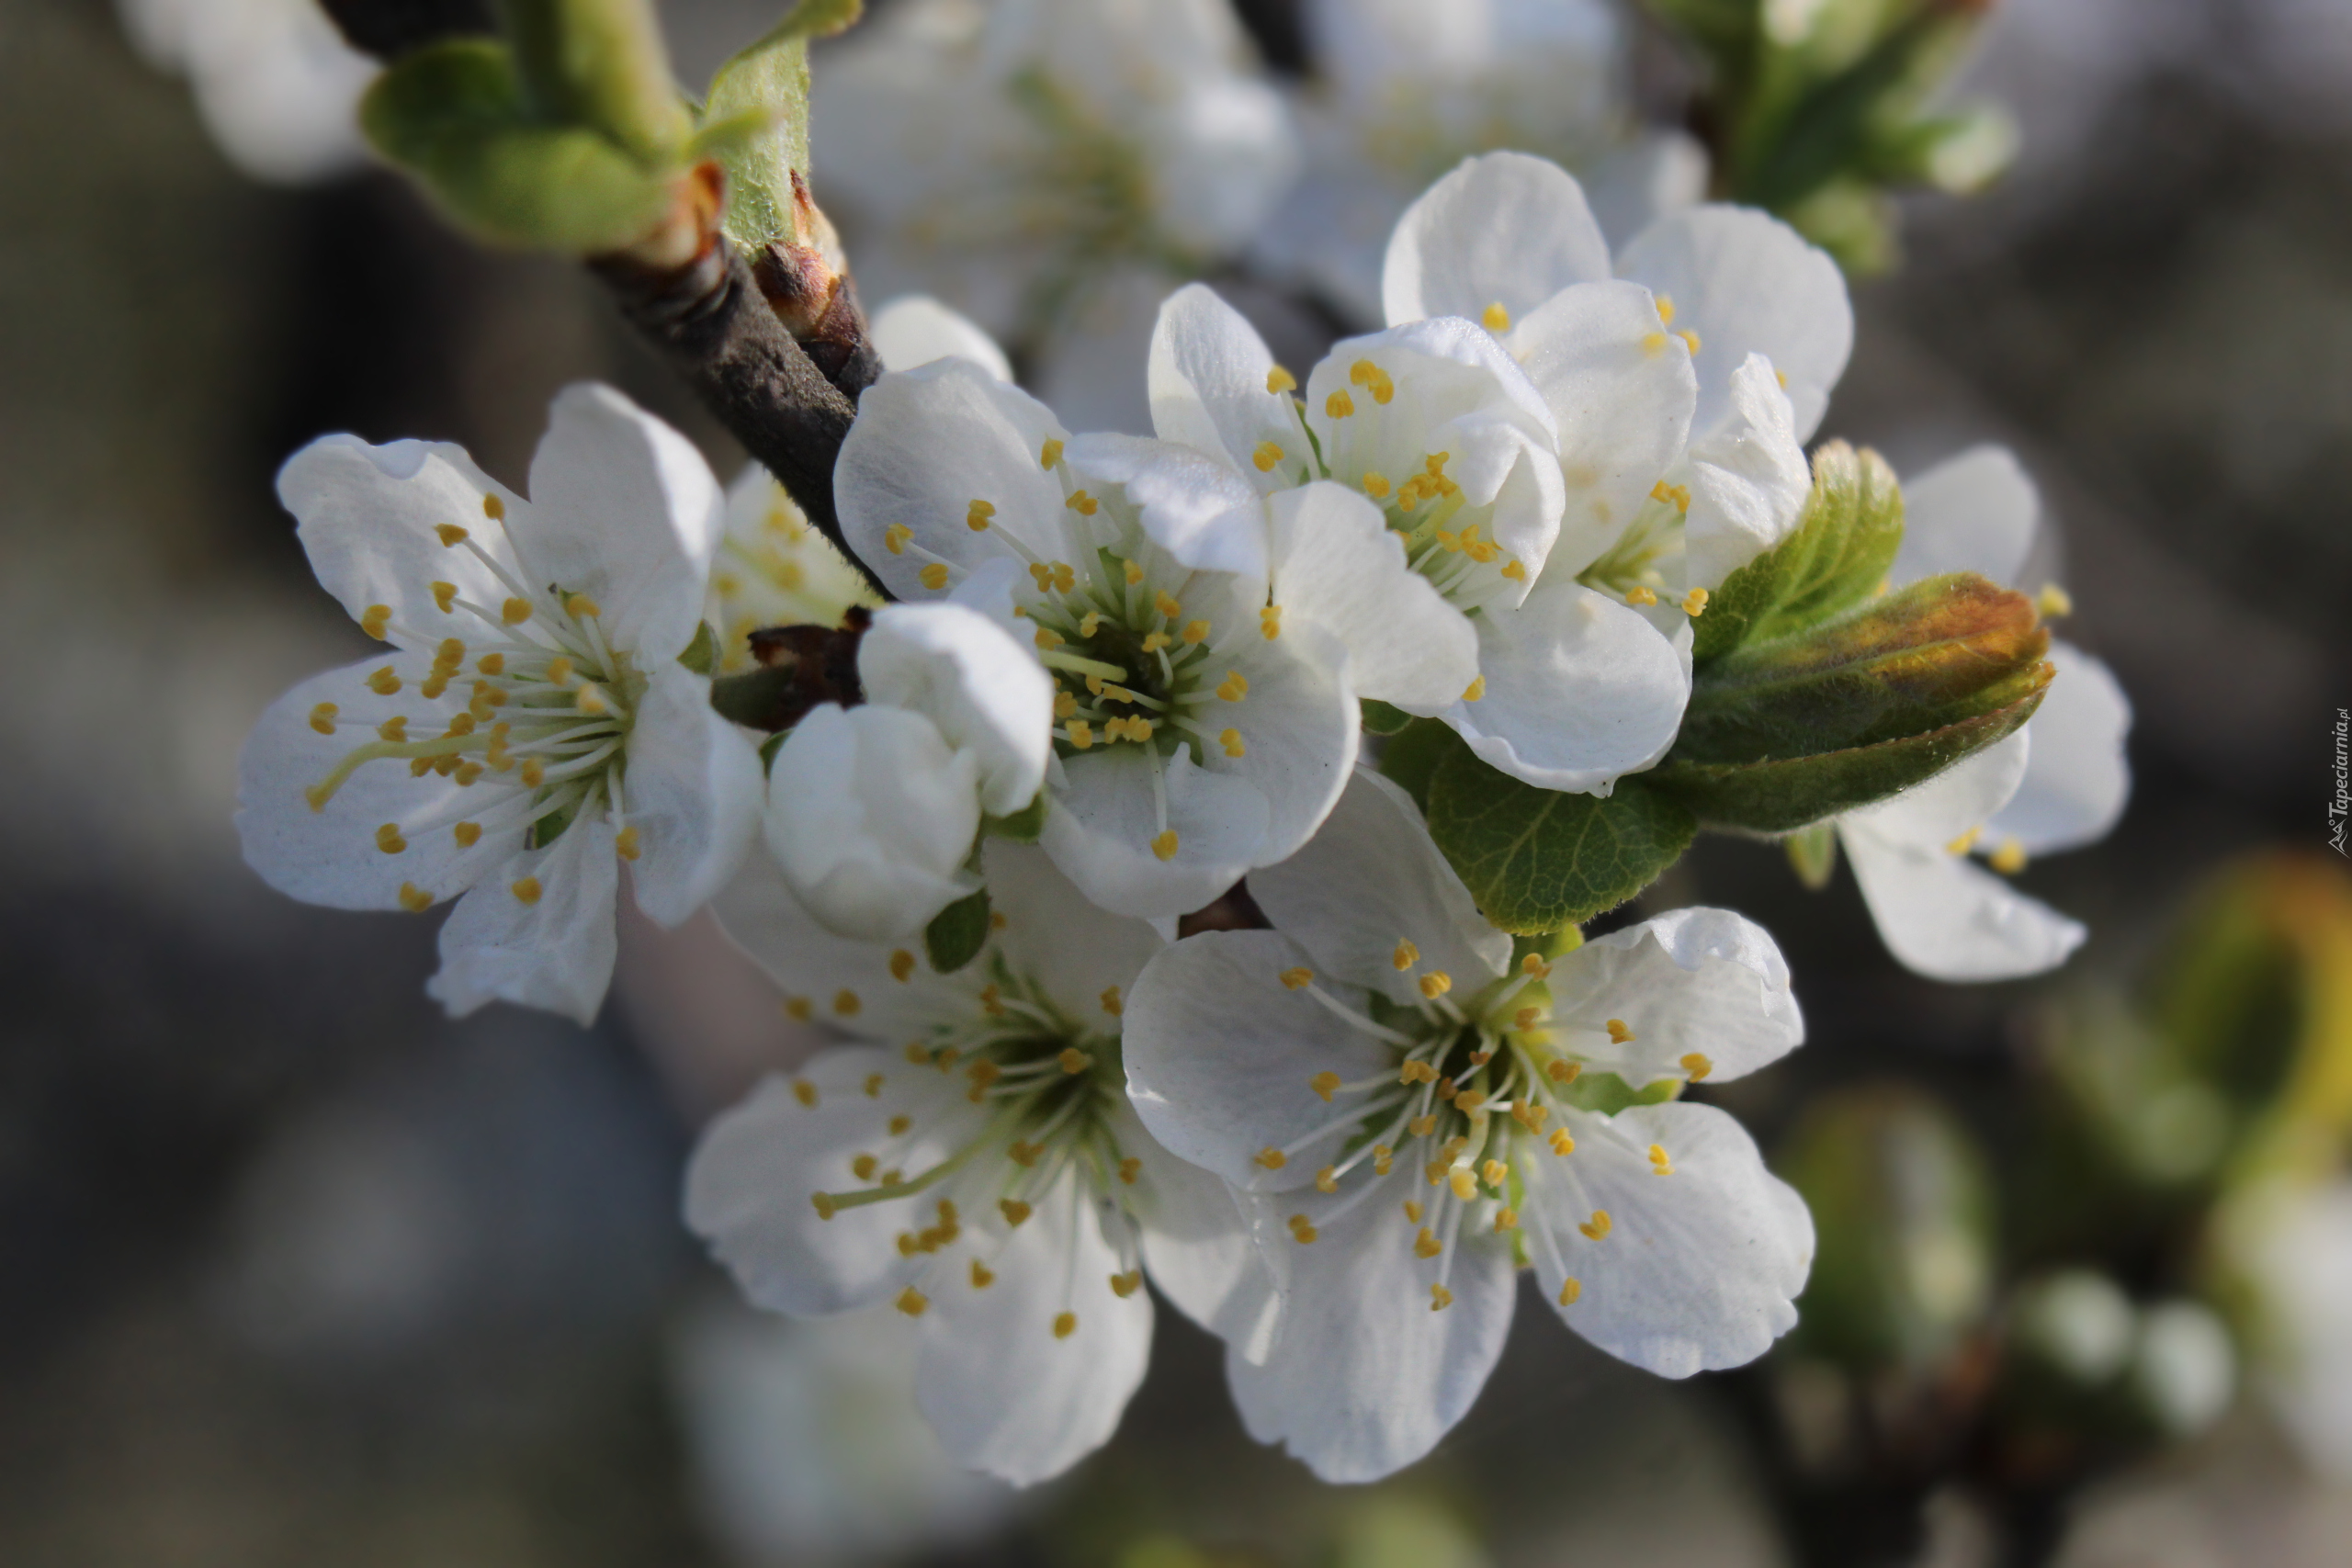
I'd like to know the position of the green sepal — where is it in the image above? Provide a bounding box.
[1360,699,1413,736]
[923,887,991,975]
[1785,822,1840,890]
[982,792,1047,844]
[1424,749,1696,936]
[1375,716,1466,816]
[359,39,674,253]
[1693,440,1905,665]
[704,0,864,252]
[678,621,718,676]
[708,664,803,729]
[1560,1071,1685,1117]
[758,730,788,773]
[1653,570,2052,832]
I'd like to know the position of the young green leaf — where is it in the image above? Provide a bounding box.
[923,886,991,974]
[1693,440,1905,664]
[1425,750,1696,935]
[704,0,865,252]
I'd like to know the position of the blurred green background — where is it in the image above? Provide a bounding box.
[2,1,2348,1564]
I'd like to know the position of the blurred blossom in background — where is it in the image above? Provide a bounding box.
[3,0,2351,1565]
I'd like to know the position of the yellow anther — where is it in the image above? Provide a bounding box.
[1398,1060,1437,1084]
[1053,561,1076,592]
[809,1191,837,1221]
[363,667,401,698]
[1000,1199,1032,1227]
[574,683,609,716]
[1482,301,1511,332]
[442,713,476,739]
[785,998,814,1023]
[1263,364,1297,394]
[500,596,532,625]
[1118,1156,1142,1184]
[1374,1145,1395,1176]
[1348,359,1395,404]
[1945,826,1984,856]
[373,822,406,855]
[1558,1277,1582,1305]
[435,522,472,547]
[1028,561,1054,591]
[1641,332,1668,357]
[1053,690,1079,720]
[1257,604,1283,642]
[397,882,432,912]
[884,523,912,556]
[1626,585,1659,606]
[1448,1167,1477,1200]
[1414,1227,1442,1258]
[1462,675,1487,702]
[1140,631,1170,654]
[1152,590,1182,620]
[2037,583,2074,618]
[1544,1059,1581,1088]
[1076,612,1101,638]
[1579,1209,1612,1240]
[1435,529,1461,555]
[1253,1145,1287,1171]
[1551,1128,1576,1156]
[888,1113,911,1135]
[1392,939,1419,971]
[1219,728,1246,759]
[1007,1141,1041,1168]
[511,876,542,905]
[359,604,392,639]
[896,1287,928,1317]
[1065,720,1093,749]
[1280,966,1313,990]
[428,581,458,614]
[1182,619,1210,645]
[456,818,485,858]
[1989,837,2030,875]
[1480,1159,1509,1188]
[1500,558,1527,581]
[1649,1143,1675,1176]
[1065,491,1100,517]
[451,761,482,787]
[1519,953,1553,981]
[1650,294,1676,328]
[1151,829,1179,862]
[967,498,996,531]
[473,492,503,523]
[1424,1282,1452,1312]
[920,563,949,591]
[1404,1114,1434,1138]
[1099,985,1124,1017]
[1052,1312,1078,1339]
[1310,1071,1341,1102]
[1312,1163,1339,1194]
[969,1259,995,1289]
[1039,437,1064,468]
[1034,626,1063,650]
[1677,329,1702,356]
[1123,559,1145,586]
[852,1153,878,1182]
[1057,1047,1091,1076]
[1606,1018,1634,1045]
[1511,1007,1541,1033]
[1682,587,1711,617]
[1252,441,1285,473]
[1110,1269,1143,1297]
[307,702,339,735]
[1436,1079,1459,1102]
[831,989,859,1018]
[518,760,546,788]
[1287,1214,1317,1245]
[1419,971,1453,998]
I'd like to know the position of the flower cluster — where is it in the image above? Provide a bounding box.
[237,150,2127,1484]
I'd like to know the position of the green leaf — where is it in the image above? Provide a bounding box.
[678,620,718,675]
[1360,699,1413,736]
[1693,440,1905,665]
[704,0,864,252]
[360,40,673,252]
[1425,750,1696,935]
[1376,717,1469,817]
[923,887,991,974]
[1785,822,1839,889]
[982,792,1047,844]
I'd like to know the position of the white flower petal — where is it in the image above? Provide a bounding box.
[1582,129,1710,249]
[1226,1182,1517,1483]
[1524,1101,1812,1377]
[1549,908,1804,1084]
[1443,579,1690,794]
[1124,929,1395,1192]
[838,362,1077,600]
[1509,279,1698,576]
[277,434,529,656]
[1266,482,1478,714]
[708,845,950,1044]
[1114,1101,1282,1364]
[515,383,727,662]
[1894,445,2039,588]
[1207,618,1361,870]
[1679,354,1812,589]
[861,603,1056,818]
[236,659,519,909]
[1038,745,1273,919]
[1066,434,1267,579]
[1617,205,1852,442]
[1382,151,1611,329]
[622,660,764,927]
[685,1053,977,1315]
[1148,282,1306,493]
[764,705,983,944]
[1849,729,2030,850]
[425,813,620,1024]
[1250,768,1511,1002]
[979,840,1165,1026]
[917,1167,1152,1486]
[870,295,1013,379]
[1840,813,2088,983]
[1991,643,2132,855]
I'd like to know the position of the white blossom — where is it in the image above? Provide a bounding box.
[765,603,1055,942]
[2239,1180,2352,1476]
[1255,0,1707,324]
[685,843,1272,1486]
[706,468,879,676]
[118,0,376,185]
[1835,446,2132,982]
[236,384,764,1023]
[1123,769,1812,1481]
[811,0,1299,432]
[835,359,1368,918]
